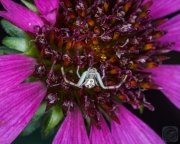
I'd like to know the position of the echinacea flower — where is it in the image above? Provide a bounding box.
[0,0,180,143]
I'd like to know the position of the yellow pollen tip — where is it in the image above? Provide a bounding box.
[109,57,117,63]
[110,69,119,74]
[145,62,158,68]
[66,39,72,49]
[128,63,138,69]
[100,54,107,61]
[88,19,95,26]
[93,38,98,45]
[113,32,120,40]
[124,2,132,12]
[104,3,109,12]
[143,43,154,50]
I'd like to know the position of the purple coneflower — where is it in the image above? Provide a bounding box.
[0,0,179,143]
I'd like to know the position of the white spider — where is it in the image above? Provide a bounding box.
[61,66,127,89]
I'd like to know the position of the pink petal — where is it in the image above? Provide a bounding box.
[89,116,116,144]
[34,0,59,15]
[41,9,57,26]
[143,0,180,19]
[34,0,59,25]
[0,0,44,33]
[157,15,180,51]
[0,54,36,96]
[111,105,165,144]
[144,65,180,109]
[52,107,89,144]
[0,82,47,144]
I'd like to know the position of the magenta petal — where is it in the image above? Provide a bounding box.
[34,0,59,15]
[34,0,59,25]
[111,105,165,144]
[144,65,180,109]
[144,0,180,19]
[41,9,57,26]
[89,116,116,144]
[52,107,89,144]
[0,82,47,144]
[0,54,36,96]
[0,0,44,33]
[157,15,180,51]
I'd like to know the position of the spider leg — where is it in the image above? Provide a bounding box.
[61,67,87,88]
[77,71,88,86]
[76,65,81,78]
[96,71,127,89]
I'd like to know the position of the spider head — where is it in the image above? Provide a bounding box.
[87,68,97,73]
[85,78,95,88]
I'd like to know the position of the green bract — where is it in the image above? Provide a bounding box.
[1,19,27,37]
[21,102,46,136]
[0,46,20,55]
[0,19,33,54]
[41,103,64,139]
[21,0,39,13]
[2,37,30,52]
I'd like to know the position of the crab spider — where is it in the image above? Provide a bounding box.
[61,67,127,89]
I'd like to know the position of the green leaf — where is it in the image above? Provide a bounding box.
[24,45,39,58]
[21,102,46,136]
[21,118,42,136]
[2,37,31,52]
[41,125,59,139]
[1,19,27,37]
[0,46,21,55]
[42,104,64,137]
[21,0,39,13]
[32,102,46,121]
